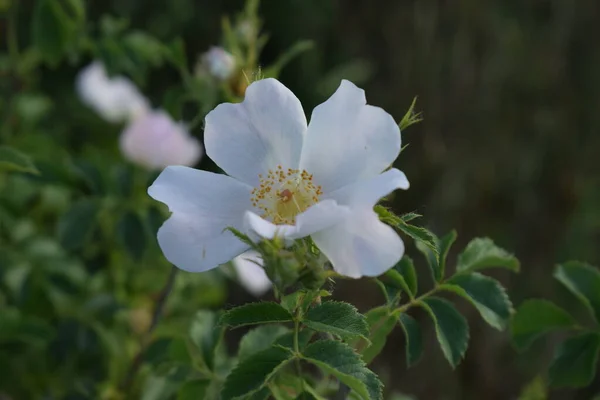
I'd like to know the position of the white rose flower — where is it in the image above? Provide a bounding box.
[202,47,236,81]
[232,251,271,297]
[76,62,149,123]
[148,78,409,278]
[119,110,203,171]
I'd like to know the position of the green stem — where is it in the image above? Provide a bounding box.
[394,285,441,315]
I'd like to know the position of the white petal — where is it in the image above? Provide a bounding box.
[244,199,350,240]
[204,78,307,187]
[76,62,149,123]
[300,80,401,193]
[312,209,404,278]
[232,251,272,297]
[324,168,409,207]
[120,110,203,170]
[148,166,252,272]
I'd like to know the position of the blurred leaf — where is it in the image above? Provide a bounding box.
[357,307,397,364]
[304,301,369,341]
[456,237,519,273]
[517,376,547,400]
[31,0,70,64]
[73,160,105,195]
[221,346,292,400]
[443,273,512,330]
[219,302,293,328]
[548,332,600,388]
[147,205,164,237]
[398,313,423,367]
[117,210,147,261]
[263,40,314,78]
[177,379,210,400]
[0,146,38,174]
[166,38,188,71]
[510,299,577,351]
[124,31,167,67]
[302,340,382,400]
[238,325,289,361]
[554,261,600,323]
[114,165,133,197]
[0,308,55,346]
[189,311,221,371]
[416,230,457,283]
[419,297,469,368]
[142,366,190,400]
[317,59,374,96]
[56,198,99,251]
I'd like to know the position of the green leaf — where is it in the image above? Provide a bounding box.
[177,380,210,400]
[302,340,382,400]
[548,332,600,388]
[382,256,417,300]
[0,146,38,174]
[510,299,577,351]
[398,313,423,367]
[220,302,293,328]
[456,237,519,273]
[517,376,547,400]
[238,325,289,361]
[554,261,600,323]
[221,346,293,400]
[31,0,70,64]
[304,301,369,341]
[399,97,423,131]
[397,222,438,255]
[274,329,313,352]
[56,198,99,251]
[419,297,469,368]
[443,273,512,330]
[358,307,398,364]
[400,212,421,222]
[142,367,191,400]
[189,311,221,370]
[416,230,457,282]
[117,210,147,261]
[263,40,314,78]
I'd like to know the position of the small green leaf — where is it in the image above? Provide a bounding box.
[220,302,293,328]
[554,261,600,323]
[304,301,369,341]
[419,297,469,368]
[443,273,513,330]
[548,332,600,388]
[117,210,147,261]
[456,237,519,273]
[399,97,423,131]
[31,0,70,64]
[416,230,457,283]
[0,146,38,174]
[177,379,210,400]
[359,306,397,364]
[397,222,438,255]
[189,311,221,371]
[142,367,191,400]
[221,346,293,400]
[382,256,417,299]
[301,340,382,400]
[238,325,289,361]
[56,198,99,251]
[400,212,421,222]
[510,299,577,351]
[398,313,423,367]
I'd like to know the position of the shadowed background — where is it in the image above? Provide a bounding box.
[5,0,600,399]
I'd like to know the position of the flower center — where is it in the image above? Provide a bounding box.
[251,165,323,225]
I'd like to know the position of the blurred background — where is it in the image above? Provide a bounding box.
[1,0,600,399]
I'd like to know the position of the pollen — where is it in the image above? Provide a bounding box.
[250,165,323,225]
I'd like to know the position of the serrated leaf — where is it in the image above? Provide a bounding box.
[554,261,600,323]
[397,222,438,255]
[456,238,519,273]
[416,230,457,282]
[443,273,512,330]
[189,311,221,370]
[398,313,423,367]
[304,301,369,341]
[238,325,289,361]
[510,299,577,351]
[117,210,147,261]
[220,302,293,328]
[221,346,293,400]
[396,256,417,297]
[274,329,313,352]
[0,146,38,174]
[419,297,469,368]
[548,332,600,388]
[56,198,99,251]
[358,306,397,364]
[302,340,382,400]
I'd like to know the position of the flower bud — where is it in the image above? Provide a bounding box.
[76,62,149,123]
[119,110,203,170]
[201,47,236,81]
